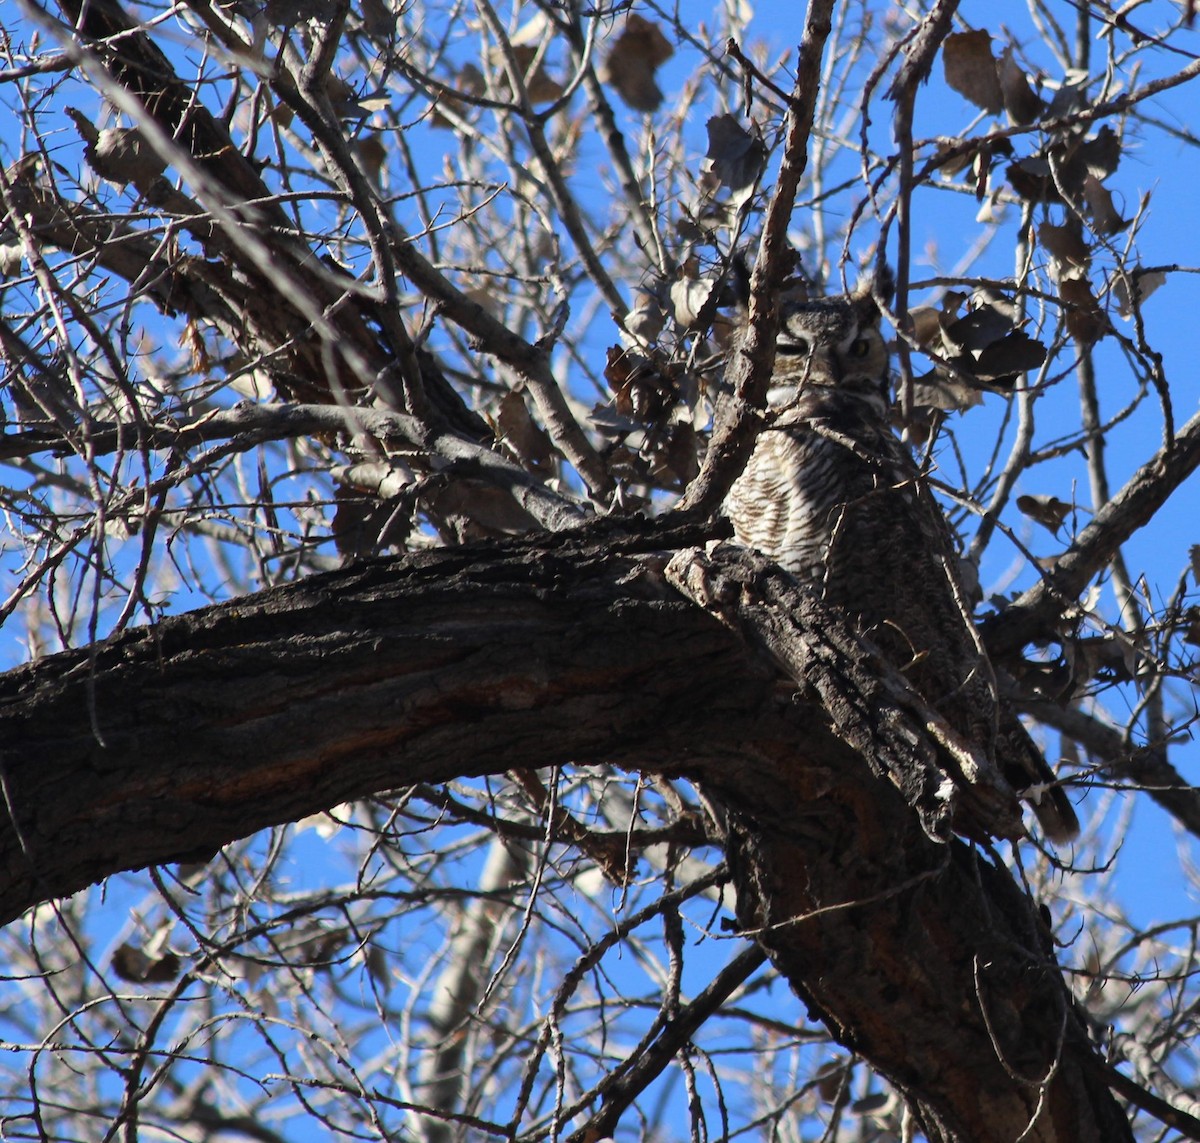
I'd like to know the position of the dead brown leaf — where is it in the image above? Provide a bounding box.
[112,942,181,984]
[1112,267,1167,318]
[1184,607,1200,648]
[910,369,984,412]
[359,0,391,35]
[626,291,665,344]
[943,31,1004,115]
[1007,126,1123,207]
[604,347,676,424]
[1059,275,1106,343]
[488,45,566,104]
[1072,126,1122,182]
[908,305,945,349]
[669,273,717,329]
[652,422,700,488]
[1017,493,1073,534]
[916,293,1046,393]
[703,113,767,195]
[941,306,1014,352]
[66,107,166,191]
[972,330,1047,382]
[1006,155,1055,202]
[354,133,387,182]
[1082,174,1129,236]
[0,241,23,277]
[1039,222,1090,275]
[599,14,674,111]
[998,45,1043,124]
[494,390,556,471]
[933,142,975,178]
[1048,71,1091,118]
[816,1059,849,1103]
[429,63,485,129]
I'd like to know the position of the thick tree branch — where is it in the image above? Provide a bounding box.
[664,556,1129,1142]
[985,405,1200,658]
[49,0,291,230]
[667,546,1025,843]
[0,527,1133,1140]
[0,522,747,928]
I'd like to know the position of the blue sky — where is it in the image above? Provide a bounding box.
[1,4,1199,1138]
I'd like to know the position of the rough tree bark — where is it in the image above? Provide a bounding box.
[672,545,1131,1143]
[0,521,1133,1141]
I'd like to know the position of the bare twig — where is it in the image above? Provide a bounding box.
[678,0,838,518]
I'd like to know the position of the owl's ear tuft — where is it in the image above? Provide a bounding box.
[853,264,894,321]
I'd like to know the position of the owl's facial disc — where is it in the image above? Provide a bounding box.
[770,293,890,409]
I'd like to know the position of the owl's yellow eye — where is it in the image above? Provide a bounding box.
[848,337,872,358]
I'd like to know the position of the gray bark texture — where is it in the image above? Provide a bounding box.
[0,521,1132,1141]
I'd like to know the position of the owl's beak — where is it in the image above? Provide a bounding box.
[799,350,840,385]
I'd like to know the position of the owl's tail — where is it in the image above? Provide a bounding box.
[1025,781,1081,845]
[999,720,1081,844]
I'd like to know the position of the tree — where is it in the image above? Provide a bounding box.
[2,0,1199,1139]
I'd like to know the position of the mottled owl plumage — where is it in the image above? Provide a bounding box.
[725,273,1078,843]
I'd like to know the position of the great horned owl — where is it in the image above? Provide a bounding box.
[725,273,1079,843]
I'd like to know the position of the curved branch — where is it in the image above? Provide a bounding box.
[566,945,769,1143]
[1025,698,1200,838]
[0,402,583,532]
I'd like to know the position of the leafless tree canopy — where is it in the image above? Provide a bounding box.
[2,0,1200,1140]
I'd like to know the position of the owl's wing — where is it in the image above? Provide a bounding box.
[833,441,1079,842]
[730,402,1078,843]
